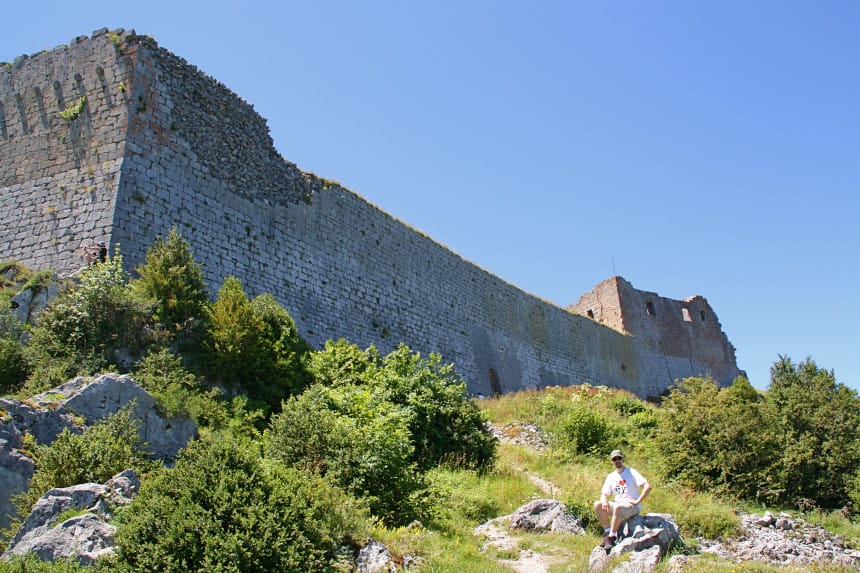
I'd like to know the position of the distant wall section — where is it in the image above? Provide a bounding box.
[107,36,646,397]
[570,277,745,393]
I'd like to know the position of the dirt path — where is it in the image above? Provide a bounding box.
[473,424,560,573]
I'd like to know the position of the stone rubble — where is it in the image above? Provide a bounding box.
[692,511,860,570]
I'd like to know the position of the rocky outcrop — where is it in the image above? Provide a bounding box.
[9,281,60,326]
[509,499,585,535]
[1,470,139,564]
[1,373,197,458]
[588,513,682,573]
[0,422,35,527]
[0,374,196,530]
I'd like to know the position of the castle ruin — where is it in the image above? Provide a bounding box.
[0,29,745,399]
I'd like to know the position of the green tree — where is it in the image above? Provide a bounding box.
[0,307,27,394]
[251,292,311,399]
[133,228,208,327]
[375,344,496,471]
[308,340,496,471]
[202,278,310,414]
[203,276,267,390]
[766,356,860,508]
[654,376,781,502]
[115,435,367,573]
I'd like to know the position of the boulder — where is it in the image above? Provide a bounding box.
[509,498,585,534]
[0,374,195,530]
[613,545,662,573]
[589,513,682,573]
[2,469,139,564]
[7,373,197,459]
[357,539,396,573]
[0,423,35,528]
[9,281,60,326]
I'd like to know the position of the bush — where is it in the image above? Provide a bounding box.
[132,227,208,327]
[24,252,155,393]
[307,341,496,472]
[265,384,425,525]
[551,404,614,456]
[115,435,368,573]
[0,337,28,395]
[0,555,94,573]
[374,344,496,471]
[203,277,310,414]
[766,356,860,508]
[251,292,312,399]
[609,395,646,416]
[654,376,781,503]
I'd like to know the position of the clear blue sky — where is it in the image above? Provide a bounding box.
[3,1,858,392]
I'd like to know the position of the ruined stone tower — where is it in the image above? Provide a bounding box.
[0,29,745,398]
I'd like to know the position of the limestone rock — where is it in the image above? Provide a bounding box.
[0,374,195,530]
[357,539,396,573]
[614,545,662,573]
[2,470,139,564]
[0,423,34,529]
[589,513,681,573]
[9,281,60,326]
[509,498,585,534]
[12,373,197,458]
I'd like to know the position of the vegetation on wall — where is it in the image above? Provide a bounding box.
[59,96,87,121]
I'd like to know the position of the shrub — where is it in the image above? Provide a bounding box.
[551,404,614,456]
[375,344,496,471]
[24,252,155,393]
[654,376,781,503]
[132,227,208,327]
[265,383,425,525]
[203,277,310,414]
[250,292,312,399]
[0,337,28,395]
[115,435,368,572]
[0,555,93,572]
[766,356,860,508]
[307,341,496,472]
[609,394,646,416]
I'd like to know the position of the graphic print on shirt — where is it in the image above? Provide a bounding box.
[614,478,627,498]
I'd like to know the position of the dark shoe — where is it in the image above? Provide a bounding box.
[604,535,617,551]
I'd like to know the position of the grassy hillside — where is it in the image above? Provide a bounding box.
[1,238,858,572]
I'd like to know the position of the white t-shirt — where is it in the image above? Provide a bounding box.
[601,466,648,511]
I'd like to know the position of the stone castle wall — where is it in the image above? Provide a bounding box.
[570,277,744,396]
[0,30,133,273]
[0,30,743,398]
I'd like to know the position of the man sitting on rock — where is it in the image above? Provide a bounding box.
[594,449,651,550]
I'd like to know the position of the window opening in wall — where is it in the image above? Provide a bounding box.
[488,368,502,397]
[700,310,706,322]
[645,301,655,316]
[587,309,594,319]
[682,307,692,322]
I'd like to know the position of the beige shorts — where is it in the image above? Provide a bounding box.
[609,501,640,521]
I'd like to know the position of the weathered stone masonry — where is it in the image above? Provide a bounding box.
[0,29,745,398]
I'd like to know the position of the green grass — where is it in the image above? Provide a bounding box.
[365,386,858,572]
